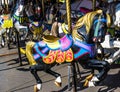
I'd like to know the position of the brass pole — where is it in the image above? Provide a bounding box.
[66,0,72,33]
[92,0,96,11]
[66,1,77,92]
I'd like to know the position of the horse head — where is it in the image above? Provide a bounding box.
[14,0,25,16]
[72,10,111,44]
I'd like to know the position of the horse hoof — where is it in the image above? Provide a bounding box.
[34,85,38,92]
[54,81,62,87]
[34,84,41,92]
[88,81,95,87]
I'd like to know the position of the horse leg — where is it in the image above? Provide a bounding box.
[84,60,110,87]
[30,65,43,91]
[75,62,81,79]
[45,68,62,87]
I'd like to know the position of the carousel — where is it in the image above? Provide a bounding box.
[0,0,120,92]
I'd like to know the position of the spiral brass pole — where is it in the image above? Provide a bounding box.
[66,0,72,33]
[92,0,96,11]
[66,0,77,92]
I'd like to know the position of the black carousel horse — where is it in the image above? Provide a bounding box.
[23,0,63,41]
[21,10,111,91]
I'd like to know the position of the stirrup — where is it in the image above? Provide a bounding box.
[84,79,89,87]
[84,74,94,87]
[85,74,94,80]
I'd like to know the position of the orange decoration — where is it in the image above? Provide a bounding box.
[43,49,74,64]
[43,50,56,64]
[56,50,65,64]
[65,49,73,62]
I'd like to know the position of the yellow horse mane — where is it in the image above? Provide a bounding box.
[72,9,111,40]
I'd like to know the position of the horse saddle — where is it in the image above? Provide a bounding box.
[42,34,73,51]
[34,34,74,64]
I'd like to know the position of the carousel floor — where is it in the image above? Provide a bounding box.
[0,47,120,92]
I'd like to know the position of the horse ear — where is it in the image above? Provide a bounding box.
[101,11,111,27]
[106,14,111,27]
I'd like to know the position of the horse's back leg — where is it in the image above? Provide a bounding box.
[84,60,110,87]
[45,68,62,87]
[30,64,43,91]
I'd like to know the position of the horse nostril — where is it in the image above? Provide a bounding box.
[93,38,97,42]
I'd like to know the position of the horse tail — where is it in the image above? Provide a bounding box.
[25,41,37,65]
[20,48,26,55]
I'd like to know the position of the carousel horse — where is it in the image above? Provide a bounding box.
[0,0,29,49]
[0,28,6,48]
[24,0,62,41]
[0,0,30,49]
[50,6,93,38]
[0,2,14,48]
[10,0,44,42]
[24,0,46,41]
[21,10,111,91]
[0,15,6,47]
[10,0,29,40]
[0,12,17,49]
[97,1,120,64]
[98,1,120,27]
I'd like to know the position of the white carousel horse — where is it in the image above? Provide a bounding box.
[101,35,120,64]
[0,16,5,47]
[0,27,6,47]
[0,0,29,48]
[20,10,111,91]
[98,1,120,64]
[11,0,28,34]
[114,2,120,27]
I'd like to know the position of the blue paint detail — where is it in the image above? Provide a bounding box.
[74,40,96,58]
[34,43,46,57]
[74,48,89,59]
[94,18,107,25]
[38,41,46,47]
[0,18,4,26]
[116,3,120,12]
[33,53,41,60]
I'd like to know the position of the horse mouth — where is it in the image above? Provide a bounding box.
[93,37,103,43]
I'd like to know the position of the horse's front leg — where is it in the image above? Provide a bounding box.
[84,60,110,87]
[45,68,62,87]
